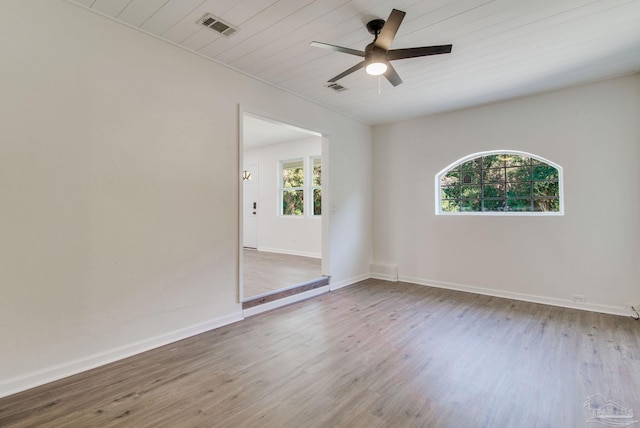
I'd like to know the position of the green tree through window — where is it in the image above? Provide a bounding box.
[312,157,321,216]
[282,159,304,215]
[437,152,562,214]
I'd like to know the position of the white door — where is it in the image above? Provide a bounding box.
[243,163,258,248]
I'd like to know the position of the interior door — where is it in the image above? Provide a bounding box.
[243,163,258,249]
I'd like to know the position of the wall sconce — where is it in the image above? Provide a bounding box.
[242,170,252,181]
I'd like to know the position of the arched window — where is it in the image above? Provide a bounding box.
[435,151,563,215]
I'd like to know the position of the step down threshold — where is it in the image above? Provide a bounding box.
[242,276,330,311]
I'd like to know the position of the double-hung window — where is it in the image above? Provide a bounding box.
[280,157,322,217]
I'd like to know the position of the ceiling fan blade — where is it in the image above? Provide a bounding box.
[384,63,403,87]
[310,41,365,57]
[328,61,366,83]
[388,45,453,60]
[375,9,405,51]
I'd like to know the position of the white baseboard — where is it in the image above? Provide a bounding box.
[370,273,399,281]
[243,285,330,317]
[0,312,243,399]
[256,247,321,259]
[330,273,369,291]
[370,264,398,281]
[399,276,629,317]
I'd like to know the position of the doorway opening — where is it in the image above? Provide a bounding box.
[240,112,327,308]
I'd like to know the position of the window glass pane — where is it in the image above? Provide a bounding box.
[482,155,504,168]
[483,168,504,183]
[460,159,482,171]
[506,199,531,211]
[483,199,505,211]
[461,185,481,199]
[532,165,558,181]
[460,199,480,212]
[534,181,559,197]
[483,184,503,198]
[442,170,459,186]
[441,185,460,199]
[534,198,560,212]
[312,158,321,186]
[282,189,304,215]
[506,166,531,182]
[441,199,460,212]
[507,182,530,198]
[282,160,304,188]
[313,188,321,215]
[504,155,530,167]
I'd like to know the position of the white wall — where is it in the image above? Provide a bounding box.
[373,74,640,314]
[0,0,372,397]
[244,137,322,258]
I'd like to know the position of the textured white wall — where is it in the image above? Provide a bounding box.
[0,0,372,397]
[373,74,640,314]
[244,137,322,258]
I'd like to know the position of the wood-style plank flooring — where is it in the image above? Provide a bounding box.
[243,249,321,299]
[1,279,639,427]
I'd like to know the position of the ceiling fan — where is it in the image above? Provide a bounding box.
[310,9,452,87]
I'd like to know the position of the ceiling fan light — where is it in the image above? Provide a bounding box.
[366,61,387,76]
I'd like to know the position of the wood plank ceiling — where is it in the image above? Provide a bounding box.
[70,0,640,125]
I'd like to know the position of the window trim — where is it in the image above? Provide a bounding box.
[435,150,564,216]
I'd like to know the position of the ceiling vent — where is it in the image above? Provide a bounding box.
[326,83,347,92]
[198,13,238,37]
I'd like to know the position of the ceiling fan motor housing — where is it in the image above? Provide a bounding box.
[366,19,386,36]
[364,43,388,65]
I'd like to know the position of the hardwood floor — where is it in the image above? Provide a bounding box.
[243,249,322,299]
[1,279,639,427]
